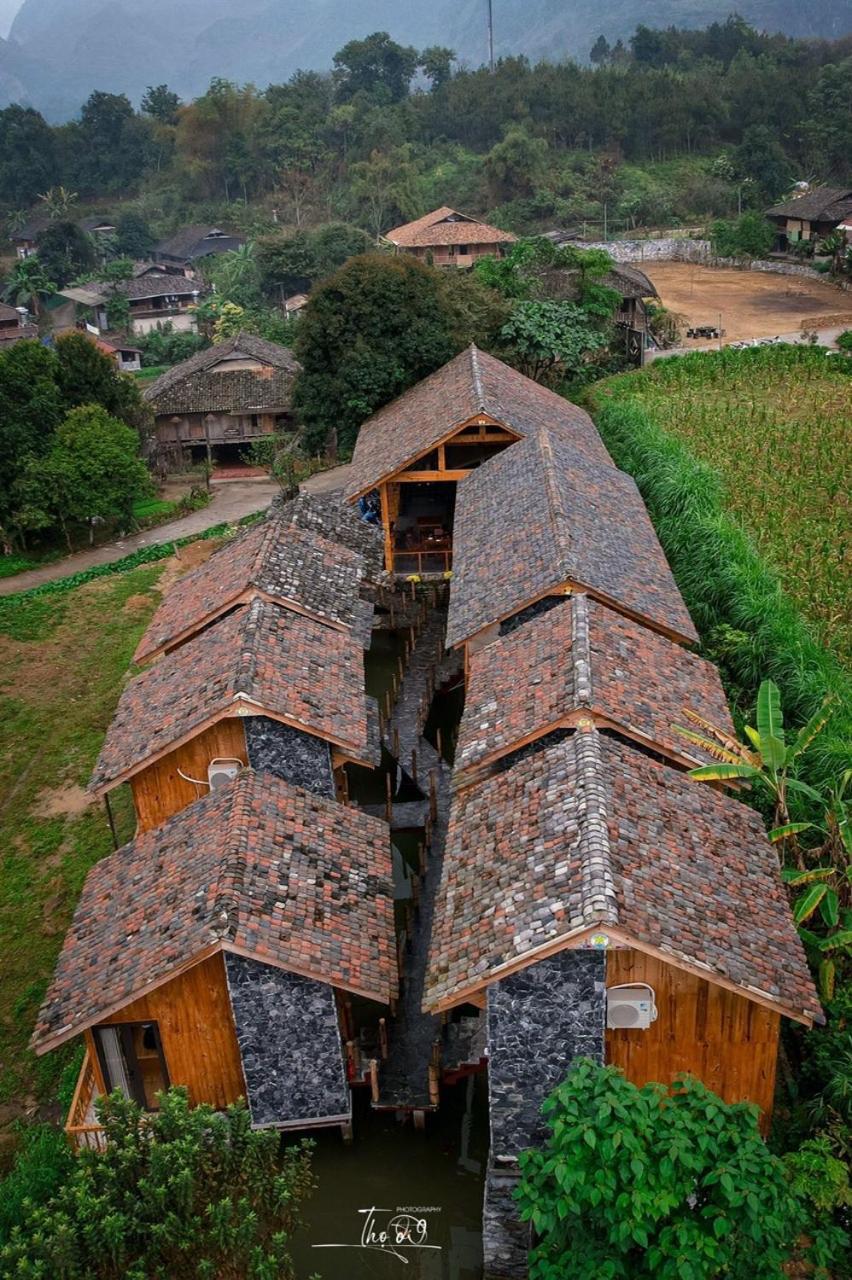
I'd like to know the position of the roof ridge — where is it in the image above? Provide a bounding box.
[536,429,575,578]
[469,343,484,409]
[574,729,619,926]
[571,593,592,705]
[235,597,264,696]
[210,772,253,942]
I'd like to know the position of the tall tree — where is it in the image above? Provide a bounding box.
[333,31,420,104]
[420,46,456,90]
[0,106,58,207]
[0,342,62,541]
[54,332,146,430]
[35,221,95,288]
[141,83,182,124]
[293,253,463,453]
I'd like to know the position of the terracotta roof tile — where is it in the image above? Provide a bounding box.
[134,518,372,663]
[385,207,516,248]
[456,595,731,776]
[425,731,820,1023]
[446,430,698,648]
[346,345,612,498]
[93,599,376,790]
[32,770,396,1049]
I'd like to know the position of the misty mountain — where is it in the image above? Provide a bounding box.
[2,0,851,120]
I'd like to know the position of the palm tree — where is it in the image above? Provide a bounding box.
[2,255,57,319]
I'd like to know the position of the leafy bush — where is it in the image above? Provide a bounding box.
[516,1060,817,1280]
[710,211,774,259]
[0,1089,315,1279]
[0,1124,74,1245]
[139,324,208,368]
[837,330,852,353]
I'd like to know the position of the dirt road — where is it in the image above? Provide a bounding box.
[0,479,279,597]
[645,262,852,344]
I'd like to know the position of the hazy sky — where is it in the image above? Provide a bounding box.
[0,0,23,39]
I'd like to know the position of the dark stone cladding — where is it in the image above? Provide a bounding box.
[483,1165,530,1280]
[224,954,350,1128]
[487,950,606,1160]
[498,593,567,638]
[244,716,334,798]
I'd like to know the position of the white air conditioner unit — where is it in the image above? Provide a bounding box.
[606,984,657,1030]
[207,758,242,790]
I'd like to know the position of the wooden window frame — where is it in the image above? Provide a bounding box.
[93,1021,170,1111]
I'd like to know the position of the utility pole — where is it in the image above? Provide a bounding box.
[487,0,494,72]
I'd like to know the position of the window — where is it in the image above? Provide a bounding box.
[93,1022,169,1110]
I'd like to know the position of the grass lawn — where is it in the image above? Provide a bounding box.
[0,561,173,1115]
[591,346,852,666]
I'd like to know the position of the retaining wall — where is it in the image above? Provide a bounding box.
[583,237,825,280]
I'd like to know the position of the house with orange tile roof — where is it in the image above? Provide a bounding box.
[34,771,396,1140]
[92,599,379,833]
[383,206,516,268]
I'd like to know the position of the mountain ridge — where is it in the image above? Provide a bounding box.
[3,0,851,120]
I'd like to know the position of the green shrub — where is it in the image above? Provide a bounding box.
[0,1089,315,1279]
[516,1060,824,1280]
[589,397,851,801]
[0,1122,73,1246]
[837,330,852,353]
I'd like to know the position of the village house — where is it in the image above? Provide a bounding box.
[34,769,396,1147]
[453,593,734,788]
[383,206,516,267]
[0,301,38,346]
[133,513,374,665]
[92,334,142,373]
[765,185,852,250]
[143,332,300,464]
[57,266,204,337]
[90,595,379,833]
[11,212,116,259]
[445,423,699,661]
[345,344,609,577]
[153,225,245,276]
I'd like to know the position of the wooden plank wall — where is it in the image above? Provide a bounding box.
[606,949,780,1128]
[97,953,246,1109]
[130,718,247,833]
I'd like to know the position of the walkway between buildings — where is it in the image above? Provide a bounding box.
[373,605,459,1111]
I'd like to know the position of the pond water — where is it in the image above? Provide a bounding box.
[290,1076,488,1279]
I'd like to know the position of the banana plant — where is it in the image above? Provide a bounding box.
[675,679,834,841]
[675,682,849,1002]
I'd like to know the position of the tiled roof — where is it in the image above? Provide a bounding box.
[144,332,300,415]
[272,491,385,579]
[446,430,697,649]
[346,345,612,498]
[385,207,516,248]
[155,225,245,260]
[425,730,820,1023]
[456,595,733,777]
[766,186,852,221]
[92,599,376,790]
[32,770,396,1050]
[115,273,201,301]
[134,518,372,663]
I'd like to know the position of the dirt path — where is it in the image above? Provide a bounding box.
[0,479,280,597]
[644,261,852,344]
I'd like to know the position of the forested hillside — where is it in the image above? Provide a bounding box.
[1,0,850,118]
[1,19,850,243]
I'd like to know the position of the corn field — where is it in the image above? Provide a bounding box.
[596,347,852,668]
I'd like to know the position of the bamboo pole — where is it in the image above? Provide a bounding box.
[418,840,427,874]
[370,1059,380,1104]
[385,771,393,824]
[428,1063,440,1106]
[379,1018,388,1061]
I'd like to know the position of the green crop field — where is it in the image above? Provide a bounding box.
[592,347,852,667]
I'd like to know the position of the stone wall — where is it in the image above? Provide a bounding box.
[483,1165,530,1280]
[244,716,334,797]
[224,954,350,1128]
[582,236,823,280]
[487,950,606,1160]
